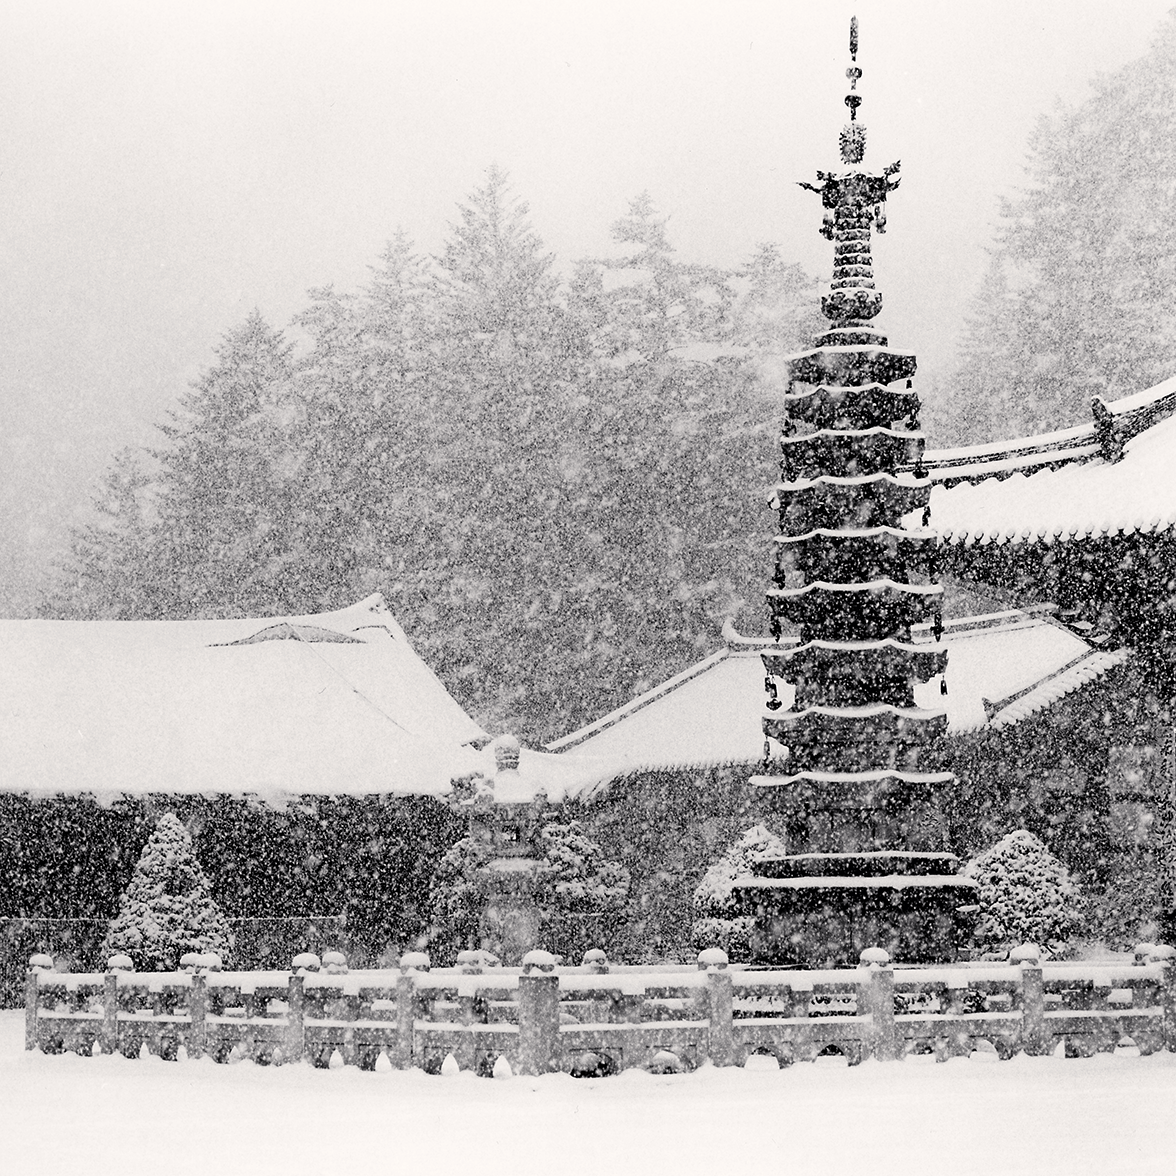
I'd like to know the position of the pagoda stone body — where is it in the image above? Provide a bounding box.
[733,19,977,966]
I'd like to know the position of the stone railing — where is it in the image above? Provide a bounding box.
[24,943,1176,1076]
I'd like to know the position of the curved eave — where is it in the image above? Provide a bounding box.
[940,518,1175,548]
[776,472,928,493]
[766,702,947,723]
[731,875,976,892]
[763,637,945,656]
[768,579,943,599]
[779,426,925,447]
[988,649,1130,730]
[773,526,936,545]
[749,770,954,787]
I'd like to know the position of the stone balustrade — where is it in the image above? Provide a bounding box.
[25,943,1176,1076]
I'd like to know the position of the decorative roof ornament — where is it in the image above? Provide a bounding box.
[841,15,866,164]
[798,15,901,347]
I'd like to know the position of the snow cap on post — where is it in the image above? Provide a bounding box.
[859,946,891,968]
[697,947,729,971]
[399,951,431,973]
[457,949,483,974]
[28,953,54,972]
[522,949,557,974]
[1134,942,1158,965]
[179,952,201,973]
[197,952,223,972]
[322,950,348,975]
[291,952,321,973]
[1009,943,1041,966]
[582,948,609,973]
[106,954,135,972]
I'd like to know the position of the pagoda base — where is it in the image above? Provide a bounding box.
[733,852,977,967]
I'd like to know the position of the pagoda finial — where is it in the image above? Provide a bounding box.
[841,16,865,164]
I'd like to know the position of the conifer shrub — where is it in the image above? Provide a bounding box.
[964,829,1084,953]
[690,824,787,958]
[102,812,233,970]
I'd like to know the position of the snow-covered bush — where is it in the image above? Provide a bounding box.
[964,829,1083,953]
[690,824,787,958]
[102,812,233,970]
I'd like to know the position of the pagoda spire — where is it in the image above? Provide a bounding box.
[733,17,975,968]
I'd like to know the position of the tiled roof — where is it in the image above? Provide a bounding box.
[918,375,1176,545]
[548,610,1112,781]
[0,594,489,800]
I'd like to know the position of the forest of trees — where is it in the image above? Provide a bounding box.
[44,12,1176,747]
[43,169,822,746]
[926,12,1176,444]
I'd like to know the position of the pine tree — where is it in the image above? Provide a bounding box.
[102,812,233,970]
[964,829,1084,953]
[46,312,298,620]
[42,449,157,619]
[933,12,1176,443]
[691,824,788,957]
[150,310,297,616]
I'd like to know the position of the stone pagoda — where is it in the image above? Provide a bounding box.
[733,17,976,966]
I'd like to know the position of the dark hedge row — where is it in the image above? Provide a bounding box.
[3,662,1167,1005]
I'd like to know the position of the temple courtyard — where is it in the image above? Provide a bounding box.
[3,1010,1173,1175]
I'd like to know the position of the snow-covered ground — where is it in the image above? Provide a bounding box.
[5,1009,1175,1176]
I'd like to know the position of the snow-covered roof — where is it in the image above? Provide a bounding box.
[0,594,492,800]
[547,610,1118,782]
[919,375,1176,544]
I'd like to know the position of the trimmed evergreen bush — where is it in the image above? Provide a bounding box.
[690,824,787,957]
[964,828,1084,953]
[102,812,233,969]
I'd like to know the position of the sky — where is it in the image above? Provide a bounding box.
[1,0,1174,613]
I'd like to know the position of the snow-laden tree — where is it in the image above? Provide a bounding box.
[691,824,787,958]
[963,829,1084,953]
[43,172,820,746]
[42,449,157,620]
[931,11,1176,444]
[102,812,233,970]
[47,312,297,620]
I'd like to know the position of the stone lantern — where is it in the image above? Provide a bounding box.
[451,734,552,965]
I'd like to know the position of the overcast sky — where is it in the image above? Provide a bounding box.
[2,0,1173,613]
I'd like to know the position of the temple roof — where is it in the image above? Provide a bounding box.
[919,375,1176,545]
[547,610,1125,785]
[0,594,492,800]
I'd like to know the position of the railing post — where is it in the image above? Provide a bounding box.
[188,973,207,1059]
[284,972,305,1063]
[1012,944,1048,1057]
[1021,967,1047,1055]
[101,972,119,1056]
[858,949,896,1062]
[397,951,430,1070]
[705,969,735,1067]
[518,951,560,1076]
[1152,945,1176,1052]
[25,954,55,1052]
[24,971,38,1052]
